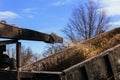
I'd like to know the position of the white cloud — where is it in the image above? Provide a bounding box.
[51,0,73,6]
[23,8,33,13]
[22,8,36,13]
[52,1,65,6]
[100,0,120,16]
[108,21,120,26]
[100,0,120,27]
[22,8,38,18]
[0,11,19,19]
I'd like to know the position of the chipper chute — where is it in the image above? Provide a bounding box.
[0,22,63,43]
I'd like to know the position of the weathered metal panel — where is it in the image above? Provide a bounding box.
[109,46,120,79]
[62,44,120,80]
[19,71,62,80]
[85,58,107,79]
[86,55,114,80]
[64,66,88,80]
[0,70,18,80]
[0,70,62,80]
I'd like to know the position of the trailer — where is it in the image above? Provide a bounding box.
[0,22,120,80]
[1,44,120,80]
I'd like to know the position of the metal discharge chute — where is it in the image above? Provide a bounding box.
[0,22,63,69]
[0,22,63,43]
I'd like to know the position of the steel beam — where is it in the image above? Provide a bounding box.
[0,23,63,43]
[16,42,21,71]
[0,40,17,45]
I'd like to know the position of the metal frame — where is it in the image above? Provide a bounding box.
[0,22,64,80]
[0,39,21,71]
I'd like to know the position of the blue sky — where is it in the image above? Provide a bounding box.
[0,0,80,54]
[0,0,120,55]
[0,0,80,34]
[100,0,120,27]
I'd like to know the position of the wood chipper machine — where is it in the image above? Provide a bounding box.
[0,21,63,80]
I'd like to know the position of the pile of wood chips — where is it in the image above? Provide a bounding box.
[22,27,120,71]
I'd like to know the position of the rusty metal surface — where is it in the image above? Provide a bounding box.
[20,71,62,80]
[0,70,18,80]
[0,70,62,80]
[0,22,63,43]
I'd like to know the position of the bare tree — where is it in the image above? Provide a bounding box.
[42,44,66,57]
[42,0,111,57]
[21,47,40,66]
[6,45,40,67]
[63,0,110,43]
